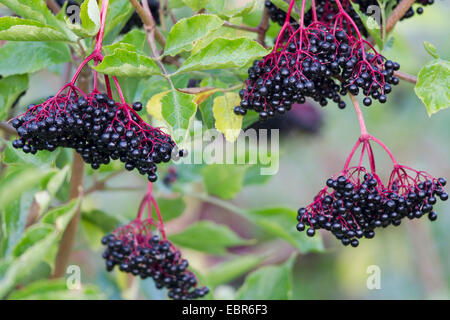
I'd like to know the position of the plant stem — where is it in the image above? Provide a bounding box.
[386,0,416,34]
[394,71,417,84]
[129,0,166,48]
[349,94,368,137]
[52,152,85,278]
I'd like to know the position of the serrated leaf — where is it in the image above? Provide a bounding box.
[0,41,72,77]
[415,59,450,116]
[169,221,250,255]
[146,90,170,121]
[202,164,248,199]
[121,29,147,52]
[161,89,197,144]
[0,74,28,120]
[423,41,440,59]
[7,279,104,300]
[95,47,161,77]
[212,92,243,142]
[177,38,269,73]
[204,255,264,288]
[81,0,100,35]
[164,14,224,56]
[0,0,77,41]
[0,17,70,41]
[11,224,54,257]
[236,254,296,300]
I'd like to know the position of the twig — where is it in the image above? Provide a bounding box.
[257,6,270,47]
[129,0,166,48]
[46,0,61,14]
[394,70,417,84]
[84,170,124,195]
[386,0,416,34]
[0,122,16,136]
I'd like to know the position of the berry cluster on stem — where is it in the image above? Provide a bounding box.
[101,183,209,300]
[11,0,184,182]
[236,0,400,121]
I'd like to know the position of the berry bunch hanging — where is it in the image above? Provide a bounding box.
[236,0,400,120]
[296,94,447,247]
[101,184,209,300]
[10,1,182,182]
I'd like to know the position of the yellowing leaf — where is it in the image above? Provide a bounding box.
[146,90,170,121]
[212,92,242,142]
[193,88,219,105]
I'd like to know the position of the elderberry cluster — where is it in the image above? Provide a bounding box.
[264,1,298,28]
[101,233,209,300]
[12,92,179,182]
[235,25,399,120]
[297,171,448,247]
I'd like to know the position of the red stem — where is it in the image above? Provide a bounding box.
[112,76,126,104]
[311,0,318,23]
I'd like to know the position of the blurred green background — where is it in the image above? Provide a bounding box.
[1,0,449,300]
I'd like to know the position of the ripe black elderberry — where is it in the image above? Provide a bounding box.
[296,166,447,247]
[101,221,208,300]
[12,90,182,182]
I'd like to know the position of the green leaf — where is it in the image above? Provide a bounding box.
[0,17,70,41]
[181,0,209,11]
[2,143,58,167]
[207,0,257,19]
[177,38,269,73]
[243,165,273,186]
[94,47,161,77]
[151,197,186,222]
[11,224,54,257]
[0,41,72,77]
[0,74,28,120]
[246,207,323,253]
[161,89,197,144]
[0,189,35,256]
[0,199,79,297]
[212,92,243,142]
[204,255,264,288]
[102,0,134,43]
[121,29,147,53]
[81,209,120,233]
[349,0,383,49]
[164,14,224,56]
[268,0,301,20]
[423,41,440,59]
[0,0,76,41]
[169,221,250,255]
[40,199,79,231]
[236,254,296,300]
[415,58,450,116]
[80,0,100,36]
[0,231,58,298]
[202,164,248,199]
[7,279,104,300]
[0,166,55,210]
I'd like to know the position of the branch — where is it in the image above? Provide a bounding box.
[46,0,61,14]
[129,0,166,48]
[386,0,416,34]
[0,121,16,136]
[257,6,270,47]
[223,21,260,33]
[394,70,417,84]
